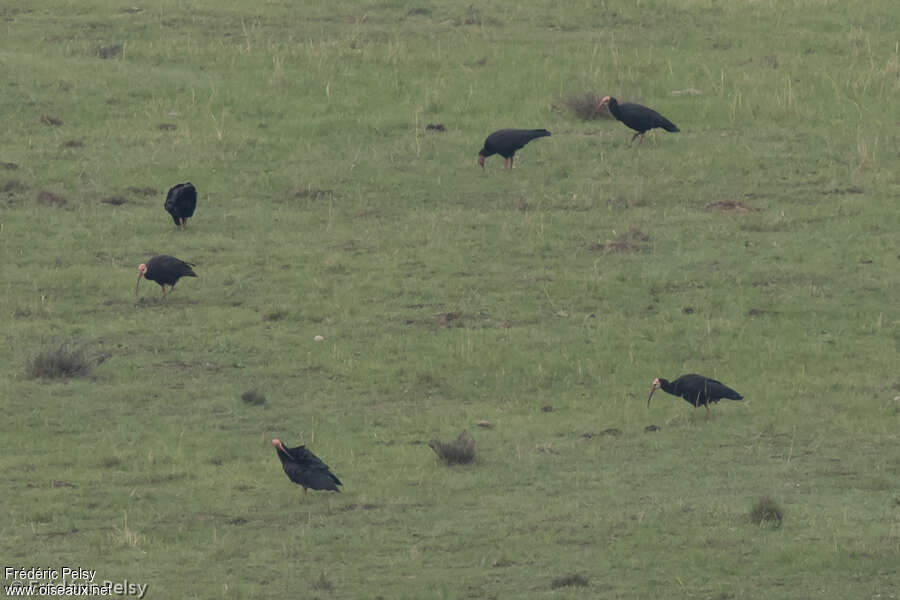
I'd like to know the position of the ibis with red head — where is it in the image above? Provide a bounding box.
[648,374,742,419]
[136,255,197,300]
[272,439,342,497]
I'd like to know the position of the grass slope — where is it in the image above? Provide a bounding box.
[2,1,898,598]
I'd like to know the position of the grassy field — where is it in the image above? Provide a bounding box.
[2,0,898,598]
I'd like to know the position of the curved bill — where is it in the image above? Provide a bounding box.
[647,386,656,408]
[135,274,143,297]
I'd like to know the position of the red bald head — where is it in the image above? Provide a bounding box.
[599,96,611,106]
[272,438,286,452]
[477,153,485,168]
[135,263,148,296]
[647,377,662,407]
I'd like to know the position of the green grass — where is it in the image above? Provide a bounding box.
[2,0,899,598]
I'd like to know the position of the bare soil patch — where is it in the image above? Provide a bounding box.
[127,186,156,196]
[589,227,650,254]
[739,55,779,68]
[705,200,758,213]
[36,190,67,207]
[284,186,333,200]
[434,311,464,328]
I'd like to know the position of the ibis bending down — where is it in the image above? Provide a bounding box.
[164,182,197,230]
[648,374,742,419]
[599,96,679,145]
[272,439,342,497]
[135,255,197,300]
[477,129,550,169]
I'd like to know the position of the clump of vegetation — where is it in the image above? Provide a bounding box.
[2,179,27,194]
[27,343,92,379]
[551,573,589,589]
[101,456,121,469]
[241,389,266,406]
[108,511,141,548]
[589,227,650,254]
[434,311,464,328]
[428,430,475,465]
[36,190,67,206]
[95,43,123,59]
[312,572,334,592]
[263,309,288,322]
[552,92,610,121]
[750,496,784,527]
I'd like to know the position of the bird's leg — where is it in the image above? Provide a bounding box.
[704,402,710,421]
[505,157,512,170]
[179,217,185,231]
[630,132,640,145]
[639,133,645,145]
[160,285,168,301]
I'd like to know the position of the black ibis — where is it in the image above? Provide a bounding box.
[164,182,197,230]
[648,374,743,419]
[477,129,550,169]
[599,96,679,144]
[135,255,197,300]
[272,439,342,497]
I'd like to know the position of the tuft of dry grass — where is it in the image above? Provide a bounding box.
[428,430,476,465]
[552,92,611,121]
[589,227,650,254]
[36,190,67,207]
[750,496,783,527]
[27,343,92,379]
[284,186,333,201]
[312,571,334,592]
[108,512,141,548]
[551,573,589,589]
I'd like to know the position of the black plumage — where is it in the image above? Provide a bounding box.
[477,129,550,169]
[600,96,679,144]
[135,255,197,300]
[164,182,197,230]
[648,374,743,419]
[272,439,342,496]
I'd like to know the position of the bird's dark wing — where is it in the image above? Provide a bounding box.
[280,445,342,490]
[483,129,550,157]
[615,103,679,133]
[651,112,679,132]
[673,374,741,403]
[152,255,197,278]
[704,378,743,400]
